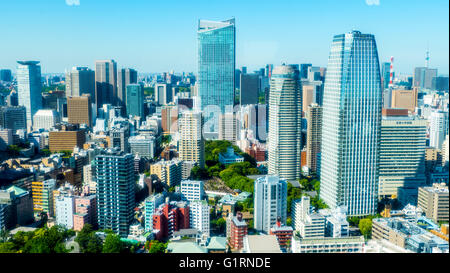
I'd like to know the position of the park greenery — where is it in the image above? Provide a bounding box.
[190,140,259,193]
[0,225,74,253]
[144,87,154,96]
[42,84,65,93]
[145,240,168,253]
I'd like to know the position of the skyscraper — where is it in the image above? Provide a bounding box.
[65,67,95,98]
[95,60,117,108]
[126,83,144,119]
[320,31,383,216]
[95,150,135,237]
[267,64,302,181]
[118,68,138,109]
[254,175,287,234]
[429,110,447,150]
[240,73,259,105]
[67,95,92,127]
[17,61,42,129]
[197,18,235,134]
[306,103,323,174]
[178,111,205,168]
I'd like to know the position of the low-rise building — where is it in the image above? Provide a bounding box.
[292,196,325,238]
[291,235,365,253]
[241,234,282,253]
[417,183,449,223]
[229,212,248,250]
[219,147,244,165]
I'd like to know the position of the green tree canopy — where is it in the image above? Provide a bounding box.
[102,233,124,253]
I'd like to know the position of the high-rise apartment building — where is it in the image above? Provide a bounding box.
[126,83,144,119]
[320,31,383,216]
[306,103,322,173]
[178,111,205,168]
[229,212,248,250]
[67,94,92,127]
[198,19,235,133]
[31,179,56,216]
[180,180,204,202]
[117,68,138,108]
[95,60,117,108]
[218,112,237,143]
[55,194,75,229]
[267,64,302,181]
[65,67,95,98]
[254,175,287,234]
[17,61,42,129]
[189,200,210,237]
[379,109,427,198]
[291,196,326,239]
[95,150,135,237]
[150,160,182,187]
[429,110,447,150]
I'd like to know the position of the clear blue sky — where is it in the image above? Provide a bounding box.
[0,0,448,75]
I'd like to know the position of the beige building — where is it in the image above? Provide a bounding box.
[150,160,182,187]
[218,112,237,143]
[178,111,204,168]
[418,183,449,223]
[302,85,315,116]
[49,124,86,152]
[391,88,418,113]
[67,95,92,127]
[305,104,322,173]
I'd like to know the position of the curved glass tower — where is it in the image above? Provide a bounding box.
[319,31,383,216]
[197,18,235,135]
[268,64,302,181]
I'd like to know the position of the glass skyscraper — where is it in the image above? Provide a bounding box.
[126,83,144,119]
[267,64,302,181]
[319,31,383,217]
[17,61,43,129]
[197,18,235,134]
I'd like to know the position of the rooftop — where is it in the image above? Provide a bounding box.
[244,235,282,253]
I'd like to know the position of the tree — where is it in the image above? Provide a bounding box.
[147,240,167,253]
[359,218,373,239]
[0,242,16,253]
[75,224,102,253]
[215,218,226,234]
[102,233,124,253]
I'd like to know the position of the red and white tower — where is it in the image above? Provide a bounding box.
[388,56,394,88]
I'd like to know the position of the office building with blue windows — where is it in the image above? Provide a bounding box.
[16,61,42,129]
[126,83,144,119]
[319,31,383,217]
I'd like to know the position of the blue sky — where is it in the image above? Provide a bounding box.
[0,0,448,75]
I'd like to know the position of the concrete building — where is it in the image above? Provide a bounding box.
[73,194,97,231]
[95,150,135,237]
[254,175,287,234]
[391,89,418,113]
[180,180,204,202]
[417,183,449,223]
[320,31,383,216]
[33,109,60,131]
[161,104,178,135]
[379,109,427,198]
[270,219,294,252]
[126,83,145,119]
[241,235,282,253]
[0,186,33,229]
[31,179,56,216]
[17,61,42,129]
[305,103,322,173]
[55,194,75,229]
[150,160,182,187]
[152,201,190,240]
[189,200,210,237]
[67,95,92,127]
[268,64,302,181]
[218,112,238,143]
[291,235,365,253]
[429,110,447,150]
[65,67,95,98]
[128,135,155,159]
[178,111,205,168]
[0,106,27,131]
[291,196,325,239]
[49,123,86,152]
[144,193,165,232]
[229,212,248,250]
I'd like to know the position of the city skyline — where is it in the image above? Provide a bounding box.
[0,0,448,75]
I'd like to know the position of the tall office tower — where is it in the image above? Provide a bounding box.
[302,84,322,115]
[429,110,447,149]
[161,104,178,135]
[31,179,56,216]
[65,67,95,98]
[413,67,426,88]
[254,175,287,234]
[32,109,60,131]
[189,200,210,237]
[267,64,302,181]
[178,111,205,168]
[6,91,18,106]
[266,64,274,78]
[218,112,238,143]
[197,19,235,134]
[378,109,427,198]
[241,66,247,74]
[0,69,11,82]
[0,106,27,131]
[424,68,438,90]
[432,76,449,91]
[300,64,312,79]
[381,62,391,90]
[320,31,383,216]
[306,103,323,173]
[110,126,130,153]
[95,60,117,108]
[67,94,92,127]
[117,68,138,109]
[155,83,173,106]
[126,83,144,119]
[235,69,241,89]
[240,73,259,105]
[391,88,418,113]
[16,61,42,129]
[95,150,135,237]
[307,66,321,82]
